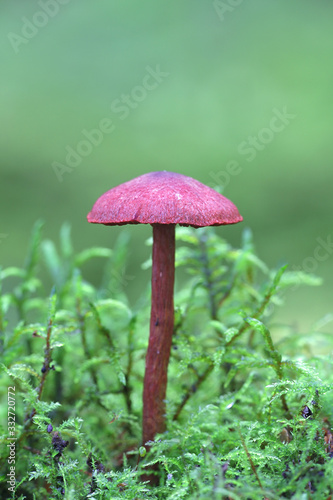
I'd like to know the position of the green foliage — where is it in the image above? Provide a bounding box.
[0,224,332,499]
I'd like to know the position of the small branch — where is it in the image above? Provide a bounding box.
[245,318,292,420]
[25,315,54,424]
[36,316,53,402]
[198,234,218,321]
[77,297,99,388]
[281,394,292,420]
[77,298,119,414]
[90,302,115,350]
[237,426,262,489]
[217,277,235,309]
[123,318,136,414]
[226,267,286,347]
[172,364,214,421]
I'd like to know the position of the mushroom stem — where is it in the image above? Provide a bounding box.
[143,223,175,446]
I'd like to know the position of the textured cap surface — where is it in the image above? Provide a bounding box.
[87,171,243,227]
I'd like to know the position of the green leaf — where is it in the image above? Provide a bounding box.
[271,264,288,291]
[24,219,44,278]
[0,267,26,280]
[6,320,30,349]
[60,222,73,260]
[42,239,61,284]
[280,270,323,288]
[23,298,47,314]
[175,228,199,245]
[47,287,57,322]
[20,277,42,294]
[91,299,132,329]
[244,317,282,378]
[75,247,112,267]
[209,320,226,334]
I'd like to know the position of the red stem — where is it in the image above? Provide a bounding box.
[142,224,175,446]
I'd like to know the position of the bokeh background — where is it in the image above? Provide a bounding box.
[1,0,332,334]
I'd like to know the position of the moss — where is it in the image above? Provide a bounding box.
[0,223,332,499]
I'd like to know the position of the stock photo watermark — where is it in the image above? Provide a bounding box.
[7,386,17,493]
[213,0,244,22]
[266,233,333,318]
[52,65,170,183]
[291,235,333,276]
[7,0,72,54]
[208,106,296,190]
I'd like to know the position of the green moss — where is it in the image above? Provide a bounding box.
[0,223,332,499]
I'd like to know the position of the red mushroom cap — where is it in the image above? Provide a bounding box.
[87,171,242,228]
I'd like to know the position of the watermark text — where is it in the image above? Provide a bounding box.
[52,65,170,182]
[7,386,16,494]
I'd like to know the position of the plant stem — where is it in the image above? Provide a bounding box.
[124,318,135,414]
[36,317,53,402]
[24,316,53,424]
[173,364,214,421]
[77,297,99,389]
[226,267,286,347]
[142,224,175,446]
[198,233,217,320]
[238,425,263,489]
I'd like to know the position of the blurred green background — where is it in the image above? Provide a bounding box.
[1,0,332,333]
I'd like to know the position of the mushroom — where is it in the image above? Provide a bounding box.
[87,171,242,448]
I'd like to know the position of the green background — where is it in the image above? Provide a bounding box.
[1,0,332,333]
